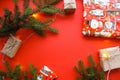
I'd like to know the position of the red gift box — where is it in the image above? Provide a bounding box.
[83,0,120,39]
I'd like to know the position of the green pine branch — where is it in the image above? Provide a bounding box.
[23,0,30,12]
[49,0,60,5]
[4,61,21,80]
[29,64,37,80]
[0,71,6,76]
[4,61,12,74]
[22,71,30,80]
[74,55,105,80]
[40,5,64,15]
[0,0,64,37]
[0,61,38,80]
[0,76,4,80]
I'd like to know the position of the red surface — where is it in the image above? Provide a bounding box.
[0,0,120,80]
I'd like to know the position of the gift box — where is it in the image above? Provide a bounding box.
[99,46,120,71]
[83,0,120,39]
[64,0,76,13]
[37,65,58,80]
[1,34,22,58]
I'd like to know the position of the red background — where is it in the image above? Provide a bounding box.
[0,0,120,80]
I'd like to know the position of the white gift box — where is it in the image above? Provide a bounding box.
[99,46,120,71]
[64,0,76,13]
[1,34,22,58]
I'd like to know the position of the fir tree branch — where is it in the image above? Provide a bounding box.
[13,65,21,76]
[40,5,64,15]
[48,0,60,5]
[4,61,12,74]
[4,61,14,78]
[23,71,29,80]
[76,77,81,80]
[0,76,4,80]
[24,7,33,16]
[14,1,20,25]
[29,64,37,80]
[78,60,85,75]
[0,71,6,76]
[38,0,43,8]
[0,0,64,37]
[99,69,105,80]
[32,0,42,8]
[44,0,48,5]
[43,18,54,24]
[46,26,58,33]
[4,8,12,17]
[0,61,40,80]
[23,0,30,12]
[13,0,18,5]
[88,55,95,67]
[74,55,105,80]
[33,22,47,36]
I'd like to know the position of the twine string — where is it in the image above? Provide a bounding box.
[0,32,35,63]
[107,60,111,80]
[64,2,74,9]
[22,32,35,43]
[0,50,5,63]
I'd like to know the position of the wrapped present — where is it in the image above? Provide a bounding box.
[1,34,22,58]
[64,0,76,13]
[99,46,120,71]
[83,0,120,39]
[37,66,58,80]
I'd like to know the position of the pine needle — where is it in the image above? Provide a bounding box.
[29,64,37,80]
[74,55,105,80]
[4,61,12,73]
[88,55,95,67]
[23,0,30,11]
[0,0,64,37]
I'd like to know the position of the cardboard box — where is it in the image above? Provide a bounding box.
[99,46,120,71]
[1,35,22,58]
[64,0,76,13]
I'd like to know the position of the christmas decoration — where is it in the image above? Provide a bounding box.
[74,55,105,80]
[99,46,120,71]
[0,0,64,37]
[37,65,58,80]
[0,60,38,80]
[64,0,76,13]
[1,34,22,58]
[0,61,58,80]
[82,0,120,39]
